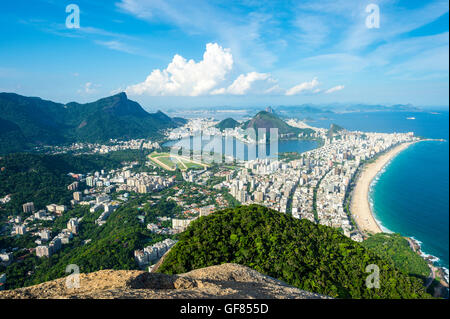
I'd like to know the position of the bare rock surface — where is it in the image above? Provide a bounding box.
[0,263,329,299]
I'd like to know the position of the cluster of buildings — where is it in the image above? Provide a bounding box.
[146,218,174,235]
[35,218,81,257]
[166,118,261,144]
[0,194,11,204]
[76,167,177,225]
[169,204,216,233]
[225,159,297,213]
[167,185,225,210]
[0,251,13,266]
[4,196,96,258]
[182,169,210,183]
[167,118,217,140]
[83,167,176,196]
[134,238,177,268]
[8,203,62,237]
[40,139,161,155]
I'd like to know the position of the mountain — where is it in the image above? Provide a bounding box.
[242,111,299,135]
[0,118,28,153]
[0,264,328,299]
[265,106,275,113]
[171,117,188,126]
[157,205,431,299]
[0,93,68,146]
[0,92,182,154]
[215,117,239,131]
[327,123,345,139]
[214,111,315,138]
[62,93,178,142]
[275,103,423,116]
[277,105,333,115]
[241,111,315,139]
[341,103,422,113]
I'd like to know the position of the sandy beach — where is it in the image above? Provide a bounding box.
[350,142,416,234]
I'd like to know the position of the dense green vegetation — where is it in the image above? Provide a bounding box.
[362,233,430,279]
[0,92,181,153]
[215,118,240,131]
[0,118,29,153]
[158,205,431,299]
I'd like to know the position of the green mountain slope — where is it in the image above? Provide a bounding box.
[362,233,430,279]
[0,118,28,153]
[0,93,68,146]
[242,111,315,139]
[157,205,431,299]
[215,118,239,131]
[242,111,299,135]
[0,92,182,153]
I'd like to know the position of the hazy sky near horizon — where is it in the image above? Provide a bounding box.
[0,0,448,110]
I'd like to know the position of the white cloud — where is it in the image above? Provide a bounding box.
[227,72,270,95]
[264,84,284,95]
[212,72,277,95]
[294,14,330,48]
[210,87,226,95]
[95,40,137,54]
[325,85,345,94]
[126,43,233,96]
[124,43,347,97]
[285,77,320,95]
[84,82,94,93]
[78,82,99,94]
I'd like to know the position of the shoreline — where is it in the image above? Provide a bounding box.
[350,141,417,235]
[406,237,449,297]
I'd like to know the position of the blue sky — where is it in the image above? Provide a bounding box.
[0,0,448,110]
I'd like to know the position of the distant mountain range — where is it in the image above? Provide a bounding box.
[0,92,185,154]
[274,103,423,120]
[166,103,422,115]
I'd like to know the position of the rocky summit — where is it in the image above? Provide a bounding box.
[0,263,328,299]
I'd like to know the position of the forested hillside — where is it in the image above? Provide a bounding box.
[158,205,431,299]
[0,92,181,154]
